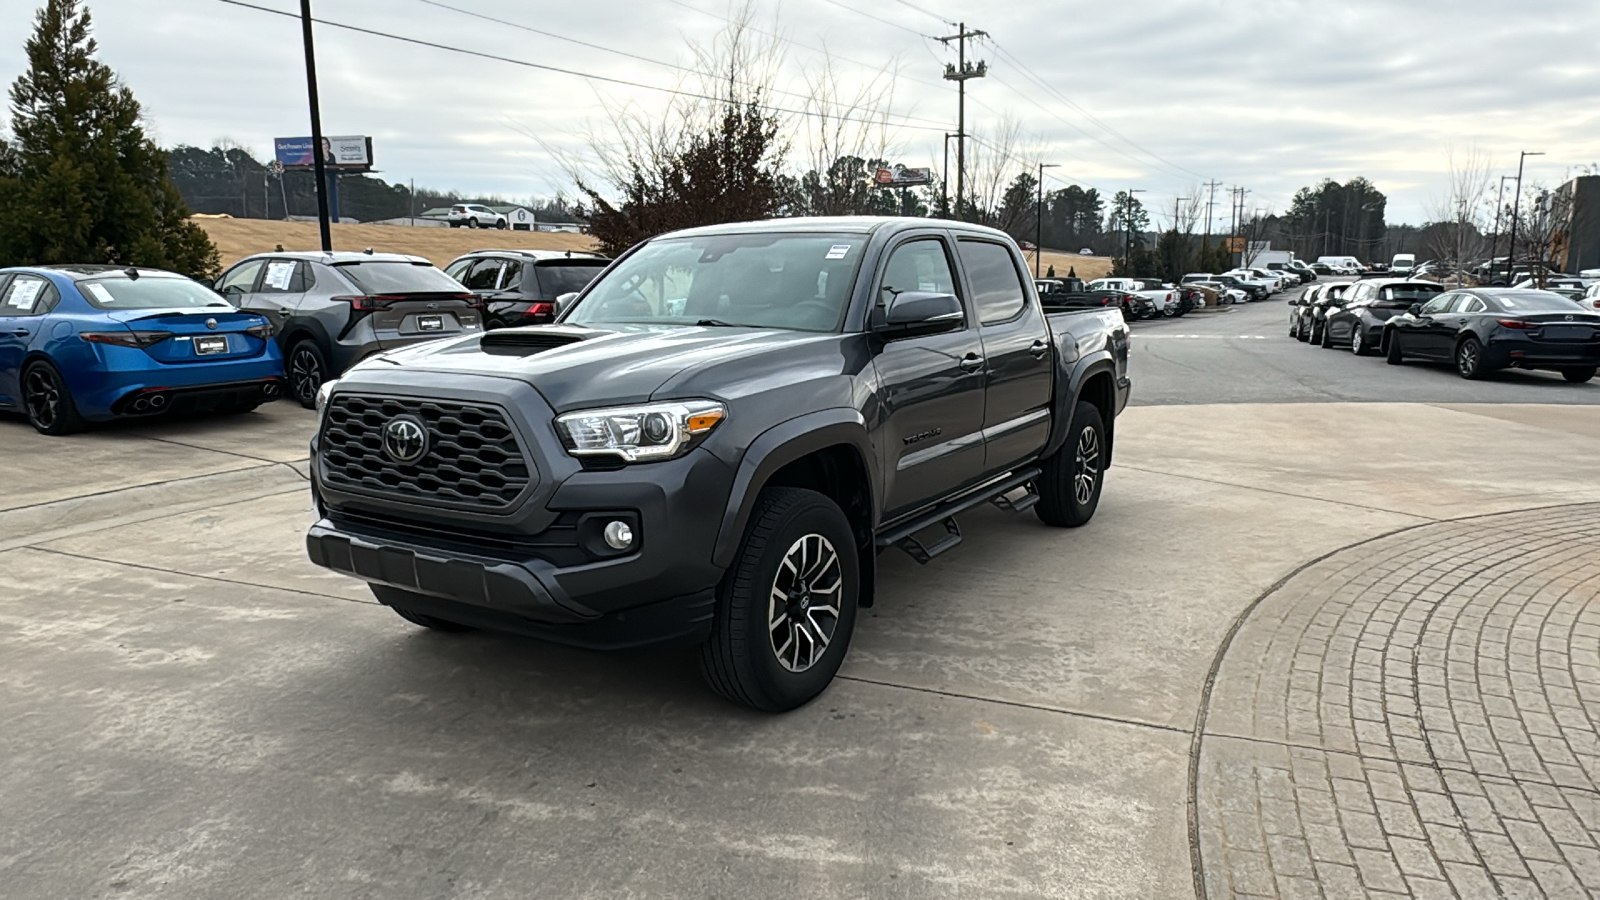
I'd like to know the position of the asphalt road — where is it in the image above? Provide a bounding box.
[1129,283,1600,406]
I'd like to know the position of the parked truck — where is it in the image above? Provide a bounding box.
[305,217,1131,711]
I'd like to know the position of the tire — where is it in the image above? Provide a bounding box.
[496,220,507,230]
[1455,336,1487,380]
[1385,331,1404,365]
[287,338,329,409]
[1309,320,1322,344]
[700,487,859,712]
[485,316,509,330]
[21,360,86,435]
[1289,315,1298,338]
[1562,366,1596,384]
[1035,400,1106,528]
[373,586,475,631]
[466,218,478,229]
[1350,325,1370,356]
[1320,321,1336,349]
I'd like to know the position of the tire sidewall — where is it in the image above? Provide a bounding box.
[22,360,80,435]
[1457,337,1484,379]
[288,339,328,409]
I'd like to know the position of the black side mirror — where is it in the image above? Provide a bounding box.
[553,292,579,317]
[877,291,963,337]
[1408,303,1422,316]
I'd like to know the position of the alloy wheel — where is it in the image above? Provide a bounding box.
[1351,328,1363,354]
[767,533,843,673]
[1457,341,1479,376]
[1074,424,1102,506]
[23,368,59,429]
[291,347,323,405]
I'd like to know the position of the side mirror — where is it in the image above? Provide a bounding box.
[1408,303,1423,316]
[877,291,963,337]
[553,292,579,317]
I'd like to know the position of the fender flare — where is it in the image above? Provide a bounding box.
[1042,353,1119,458]
[711,408,879,569]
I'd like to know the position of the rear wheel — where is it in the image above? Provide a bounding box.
[1035,400,1105,528]
[1456,336,1487,379]
[1385,331,1404,365]
[22,360,86,435]
[1320,320,1336,348]
[1562,366,1596,384]
[466,218,478,229]
[701,487,858,712]
[1350,325,1370,356]
[287,339,328,409]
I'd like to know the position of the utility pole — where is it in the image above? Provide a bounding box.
[1488,174,1514,279]
[937,24,986,221]
[299,0,332,252]
[1202,180,1222,247]
[1172,196,1187,234]
[1122,189,1146,271]
[1035,163,1059,277]
[942,133,957,217]
[1506,150,1544,282]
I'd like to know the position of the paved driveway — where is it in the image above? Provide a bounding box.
[2,343,1598,897]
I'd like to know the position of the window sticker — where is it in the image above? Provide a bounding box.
[8,278,45,310]
[826,244,851,260]
[81,282,114,304]
[264,261,296,291]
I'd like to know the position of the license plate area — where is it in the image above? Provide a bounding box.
[194,336,229,355]
[418,315,444,332]
[1540,325,1589,340]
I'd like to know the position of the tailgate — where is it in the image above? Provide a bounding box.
[366,294,483,346]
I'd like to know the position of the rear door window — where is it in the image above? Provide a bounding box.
[257,259,310,294]
[461,259,504,291]
[1,275,60,316]
[957,239,1029,325]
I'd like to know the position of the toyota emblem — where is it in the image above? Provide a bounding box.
[382,416,428,464]
[205,317,218,330]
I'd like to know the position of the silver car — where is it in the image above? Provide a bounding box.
[214,251,482,407]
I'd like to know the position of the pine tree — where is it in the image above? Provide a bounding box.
[0,0,219,278]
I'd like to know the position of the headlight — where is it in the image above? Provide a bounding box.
[315,379,339,412]
[556,400,726,462]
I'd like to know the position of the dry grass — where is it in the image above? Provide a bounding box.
[194,217,601,269]
[1034,250,1114,282]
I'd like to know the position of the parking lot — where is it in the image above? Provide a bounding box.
[4,290,1600,898]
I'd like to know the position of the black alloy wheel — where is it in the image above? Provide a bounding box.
[288,339,328,409]
[1456,336,1487,380]
[1036,400,1105,528]
[22,361,86,435]
[1320,320,1337,348]
[1385,331,1405,365]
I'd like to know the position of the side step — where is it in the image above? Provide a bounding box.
[991,482,1040,513]
[875,467,1042,564]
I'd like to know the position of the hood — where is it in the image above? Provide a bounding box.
[355,323,848,411]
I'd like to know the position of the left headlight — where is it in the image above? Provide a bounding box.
[556,400,727,463]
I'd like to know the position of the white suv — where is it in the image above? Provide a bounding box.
[447,204,508,229]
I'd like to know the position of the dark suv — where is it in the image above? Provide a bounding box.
[444,250,610,328]
[215,252,482,408]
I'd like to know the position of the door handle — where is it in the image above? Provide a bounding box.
[6,329,30,336]
[1028,340,1050,358]
[958,353,985,372]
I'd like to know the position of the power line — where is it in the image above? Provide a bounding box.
[884,0,956,27]
[208,0,954,134]
[818,0,935,38]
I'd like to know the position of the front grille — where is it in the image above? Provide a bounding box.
[320,394,532,510]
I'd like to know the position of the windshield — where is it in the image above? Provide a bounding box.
[1496,292,1583,311]
[1380,285,1443,301]
[566,233,862,332]
[334,261,463,295]
[534,261,608,298]
[77,275,228,309]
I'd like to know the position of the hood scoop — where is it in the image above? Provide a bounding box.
[479,330,588,355]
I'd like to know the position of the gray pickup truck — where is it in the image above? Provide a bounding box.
[306,217,1130,710]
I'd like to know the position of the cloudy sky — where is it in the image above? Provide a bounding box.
[2,0,1597,225]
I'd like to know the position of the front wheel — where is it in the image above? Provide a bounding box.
[495,220,508,230]
[1562,366,1596,384]
[1350,325,1370,356]
[22,360,86,435]
[1035,400,1106,528]
[1456,336,1487,380]
[1385,331,1404,365]
[1320,321,1336,349]
[701,487,859,712]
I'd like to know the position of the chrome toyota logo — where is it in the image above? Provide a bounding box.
[205,317,218,330]
[382,416,428,464]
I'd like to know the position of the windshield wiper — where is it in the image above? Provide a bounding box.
[695,318,737,327]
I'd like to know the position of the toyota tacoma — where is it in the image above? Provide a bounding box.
[306,217,1130,710]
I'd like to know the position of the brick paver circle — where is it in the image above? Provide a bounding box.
[1195,504,1600,899]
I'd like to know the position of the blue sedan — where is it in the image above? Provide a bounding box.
[0,265,287,434]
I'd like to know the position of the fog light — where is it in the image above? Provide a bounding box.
[603,520,634,550]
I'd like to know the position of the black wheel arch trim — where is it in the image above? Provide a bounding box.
[1041,354,1120,462]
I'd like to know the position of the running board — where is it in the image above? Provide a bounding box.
[876,468,1042,564]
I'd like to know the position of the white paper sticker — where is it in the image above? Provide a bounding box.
[7,279,45,310]
[81,282,114,305]
[263,261,296,291]
[826,244,851,260]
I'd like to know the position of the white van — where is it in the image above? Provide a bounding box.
[1391,253,1415,275]
[1316,256,1362,274]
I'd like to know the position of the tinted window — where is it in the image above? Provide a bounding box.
[533,261,608,299]
[1380,284,1443,302]
[498,259,524,290]
[462,258,504,291]
[880,239,957,309]
[1459,298,1487,313]
[333,262,464,295]
[1493,292,1584,312]
[568,233,862,332]
[958,240,1028,325]
[0,275,60,316]
[444,259,471,282]
[1420,294,1456,314]
[76,275,227,310]
[217,260,263,294]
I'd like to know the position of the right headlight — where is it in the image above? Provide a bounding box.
[315,379,339,412]
[555,400,727,463]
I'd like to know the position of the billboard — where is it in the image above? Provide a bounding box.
[874,164,933,187]
[274,135,373,172]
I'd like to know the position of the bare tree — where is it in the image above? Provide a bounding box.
[1515,180,1572,285]
[1423,144,1493,272]
[961,117,1030,226]
[786,51,907,216]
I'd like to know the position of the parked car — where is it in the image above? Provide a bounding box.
[1582,283,1600,312]
[1310,262,1335,276]
[305,217,1131,711]
[0,265,284,435]
[1079,248,1094,255]
[1201,274,1267,302]
[1288,283,1324,340]
[1087,277,1179,316]
[445,204,508,229]
[214,251,482,408]
[1390,253,1416,275]
[1321,279,1445,354]
[1189,280,1248,306]
[1316,256,1363,275]
[1383,288,1600,382]
[1221,269,1279,297]
[1286,260,1318,283]
[1306,282,1354,344]
[1035,277,1087,296]
[445,249,611,329]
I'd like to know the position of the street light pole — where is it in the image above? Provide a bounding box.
[299,0,332,252]
[1488,174,1514,280]
[1035,163,1058,277]
[1506,151,1544,283]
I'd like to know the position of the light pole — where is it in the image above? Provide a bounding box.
[1488,174,1515,280]
[1035,163,1058,277]
[1506,151,1544,281]
[299,0,332,252]
[1123,189,1146,272]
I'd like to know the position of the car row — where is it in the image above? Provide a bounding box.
[1289,278,1600,383]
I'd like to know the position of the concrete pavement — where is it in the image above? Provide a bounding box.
[2,378,1598,896]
